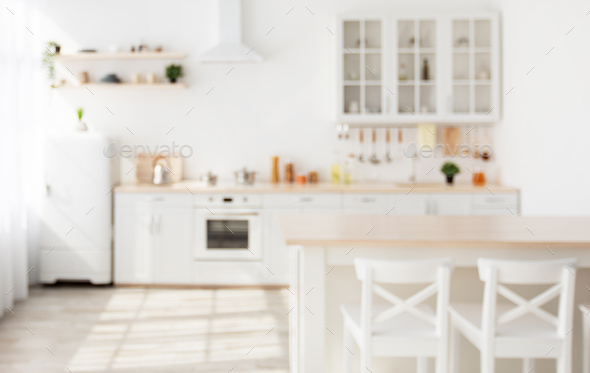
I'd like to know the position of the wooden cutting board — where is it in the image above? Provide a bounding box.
[136,154,184,183]
[442,127,460,156]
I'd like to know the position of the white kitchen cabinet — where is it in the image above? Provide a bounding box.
[114,194,192,284]
[154,208,192,284]
[114,207,155,284]
[428,193,472,215]
[343,194,389,214]
[389,194,429,215]
[335,11,500,124]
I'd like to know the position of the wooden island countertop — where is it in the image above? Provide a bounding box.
[278,215,590,249]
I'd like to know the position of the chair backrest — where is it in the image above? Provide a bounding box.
[477,258,578,338]
[354,258,454,340]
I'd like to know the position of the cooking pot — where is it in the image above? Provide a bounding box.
[234,168,256,185]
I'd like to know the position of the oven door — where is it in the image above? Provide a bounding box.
[194,209,262,261]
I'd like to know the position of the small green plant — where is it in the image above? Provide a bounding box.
[77,108,84,121]
[165,64,184,82]
[42,41,60,88]
[441,162,460,177]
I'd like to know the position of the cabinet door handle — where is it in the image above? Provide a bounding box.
[360,198,377,203]
[144,197,164,202]
[293,197,313,203]
[154,213,160,234]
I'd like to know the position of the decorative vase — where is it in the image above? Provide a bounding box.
[169,77,177,83]
[75,120,88,132]
[446,175,454,185]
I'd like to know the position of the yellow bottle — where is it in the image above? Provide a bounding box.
[331,164,341,184]
[331,151,341,184]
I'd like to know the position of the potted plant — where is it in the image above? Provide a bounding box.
[441,162,460,185]
[165,64,183,83]
[75,107,88,131]
[42,41,61,88]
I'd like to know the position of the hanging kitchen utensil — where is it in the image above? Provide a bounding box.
[385,128,393,163]
[358,129,367,163]
[369,128,381,165]
[481,128,491,161]
[343,124,349,140]
[336,124,343,140]
[473,128,480,159]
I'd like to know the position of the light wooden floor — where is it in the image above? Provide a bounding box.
[0,285,290,373]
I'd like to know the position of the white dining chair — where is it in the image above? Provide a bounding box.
[580,304,590,373]
[341,257,453,373]
[449,258,578,373]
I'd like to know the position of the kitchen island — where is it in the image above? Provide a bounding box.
[278,215,590,373]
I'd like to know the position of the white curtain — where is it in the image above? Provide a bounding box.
[0,0,44,316]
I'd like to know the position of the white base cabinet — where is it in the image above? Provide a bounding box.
[114,194,192,284]
[114,190,518,285]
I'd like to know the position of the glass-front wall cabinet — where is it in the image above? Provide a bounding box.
[452,18,494,116]
[336,12,499,124]
[397,19,437,116]
[341,18,385,117]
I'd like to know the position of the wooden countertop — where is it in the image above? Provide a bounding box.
[277,215,590,249]
[114,181,519,194]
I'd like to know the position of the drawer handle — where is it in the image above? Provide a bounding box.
[293,197,313,203]
[143,197,164,202]
[360,198,376,203]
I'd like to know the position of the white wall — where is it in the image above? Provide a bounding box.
[496,0,590,215]
[38,0,499,186]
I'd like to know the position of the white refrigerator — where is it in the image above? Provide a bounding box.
[40,133,113,284]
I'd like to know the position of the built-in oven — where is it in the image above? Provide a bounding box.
[193,194,262,261]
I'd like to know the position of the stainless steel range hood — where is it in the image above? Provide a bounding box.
[199,0,263,63]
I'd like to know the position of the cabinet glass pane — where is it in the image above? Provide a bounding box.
[419,85,436,114]
[453,20,470,48]
[453,52,470,80]
[420,53,435,81]
[398,86,415,114]
[365,86,382,114]
[343,21,361,48]
[398,53,415,81]
[365,53,381,80]
[453,85,470,113]
[343,54,360,80]
[475,85,492,113]
[419,20,436,48]
[474,53,491,80]
[474,20,491,48]
[365,20,382,48]
[398,20,415,48]
[344,86,361,114]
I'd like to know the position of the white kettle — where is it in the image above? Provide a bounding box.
[153,158,172,185]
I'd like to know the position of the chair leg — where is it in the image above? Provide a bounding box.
[557,347,572,373]
[360,350,372,372]
[449,325,460,373]
[480,348,494,373]
[522,358,534,373]
[584,314,590,373]
[417,357,429,373]
[343,321,352,373]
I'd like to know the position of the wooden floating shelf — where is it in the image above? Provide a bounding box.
[55,52,187,61]
[61,83,187,90]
